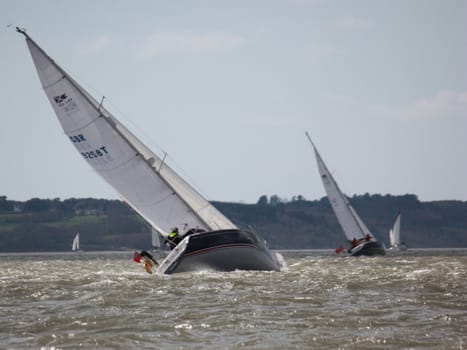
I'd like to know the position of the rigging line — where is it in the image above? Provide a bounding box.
[103,98,168,157]
[164,155,211,199]
[42,75,66,89]
[157,152,167,173]
[108,111,216,204]
[94,98,210,199]
[97,91,210,201]
[98,96,105,112]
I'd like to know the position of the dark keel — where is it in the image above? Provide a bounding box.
[164,229,281,274]
[349,240,386,257]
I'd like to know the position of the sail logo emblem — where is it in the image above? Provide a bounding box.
[53,93,78,113]
[54,94,68,104]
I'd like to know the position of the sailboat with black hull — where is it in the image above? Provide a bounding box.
[18,28,281,274]
[305,132,385,256]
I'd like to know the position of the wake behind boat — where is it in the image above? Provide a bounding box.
[305,132,385,257]
[18,28,282,274]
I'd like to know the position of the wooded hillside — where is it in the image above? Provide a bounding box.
[0,194,465,252]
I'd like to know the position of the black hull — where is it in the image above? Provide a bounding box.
[349,240,386,257]
[162,229,281,274]
[388,243,408,252]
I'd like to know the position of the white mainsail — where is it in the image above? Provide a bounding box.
[72,233,80,251]
[389,213,401,247]
[20,29,237,237]
[306,132,371,241]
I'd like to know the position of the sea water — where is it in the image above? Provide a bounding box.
[0,250,466,349]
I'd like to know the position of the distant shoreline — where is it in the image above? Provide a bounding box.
[1,247,466,257]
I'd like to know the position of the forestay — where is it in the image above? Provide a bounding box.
[21,30,237,236]
[306,133,371,241]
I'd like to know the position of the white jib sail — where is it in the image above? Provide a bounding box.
[306,133,371,241]
[151,228,161,249]
[21,30,237,237]
[72,233,80,251]
[390,213,401,246]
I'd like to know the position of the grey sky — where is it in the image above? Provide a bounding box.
[1,0,466,203]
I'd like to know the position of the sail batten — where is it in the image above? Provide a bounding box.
[20,30,236,237]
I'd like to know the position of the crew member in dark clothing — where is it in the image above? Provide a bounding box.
[185,227,206,236]
[167,227,182,248]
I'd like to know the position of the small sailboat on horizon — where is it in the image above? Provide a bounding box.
[71,232,80,252]
[18,27,282,274]
[305,132,386,256]
[388,212,407,252]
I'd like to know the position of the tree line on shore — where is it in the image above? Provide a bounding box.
[0,194,466,252]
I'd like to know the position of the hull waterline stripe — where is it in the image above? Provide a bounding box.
[184,243,258,257]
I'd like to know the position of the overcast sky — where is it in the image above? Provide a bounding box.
[1,0,466,204]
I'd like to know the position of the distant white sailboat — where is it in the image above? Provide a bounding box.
[388,212,407,252]
[18,28,281,274]
[305,132,385,256]
[72,233,80,251]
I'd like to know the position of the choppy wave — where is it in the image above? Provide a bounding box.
[0,250,466,349]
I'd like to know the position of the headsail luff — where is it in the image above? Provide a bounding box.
[305,132,371,241]
[18,29,237,236]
